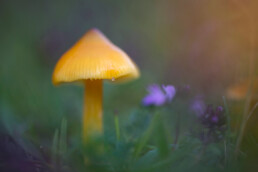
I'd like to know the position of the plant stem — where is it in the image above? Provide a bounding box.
[114,115,120,141]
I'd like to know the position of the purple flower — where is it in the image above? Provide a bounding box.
[211,106,223,123]
[211,115,219,123]
[216,106,223,112]
[142,84,176,106]
[162,85,176,102]
[198,105,225,127]
[191,96,205,117]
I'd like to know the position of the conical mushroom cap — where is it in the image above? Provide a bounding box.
[53,29,140,85]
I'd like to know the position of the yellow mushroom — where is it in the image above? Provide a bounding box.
[226,78,258,100]
[52,29,140,141]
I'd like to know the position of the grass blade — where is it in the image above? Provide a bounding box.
[134,113,159,158]
[51,129,59,165]
[59,118,67,155]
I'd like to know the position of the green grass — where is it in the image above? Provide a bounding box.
[0,99,251,172]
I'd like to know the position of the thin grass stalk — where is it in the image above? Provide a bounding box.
[51,129,59,167]
[114,115,120,141]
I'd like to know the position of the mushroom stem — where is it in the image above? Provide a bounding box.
[83,80,103,141]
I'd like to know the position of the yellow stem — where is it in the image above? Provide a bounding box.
[83,80,103,141]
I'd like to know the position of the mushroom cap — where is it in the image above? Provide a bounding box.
[52,29,140,85]
[226,82,248,100]
[226,78,258,100]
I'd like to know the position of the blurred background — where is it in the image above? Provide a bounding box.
[0,0,258,170]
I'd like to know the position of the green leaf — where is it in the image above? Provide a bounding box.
[133,113,159,158]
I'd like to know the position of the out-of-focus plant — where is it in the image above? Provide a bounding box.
[193,104,227,144]
[142,84,176,106]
